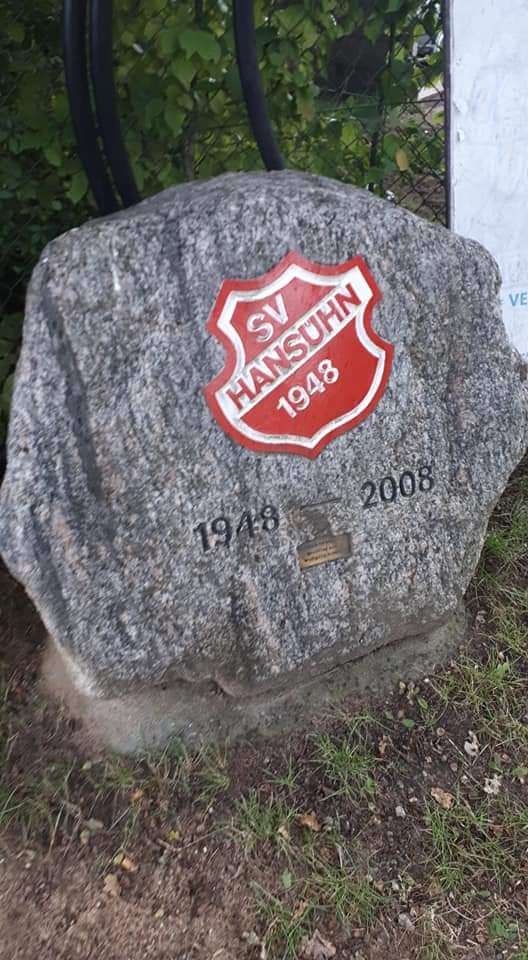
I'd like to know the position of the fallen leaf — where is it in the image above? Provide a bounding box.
[483,774,502,795]
[464,731,480,758]
[131,788,144,803]
[395,148,410,172]
[242,931,261,947]
[277,824,290,841]
[103,874,121,898]
[297,812,321,832]
[300,928,336,959]
[281,869,293,891]
[292,900,309,921]
[79,829,91,846]
[85,818,104,832]
[116,855,138,872]
[378,735,390,757]
[430,787,455,810]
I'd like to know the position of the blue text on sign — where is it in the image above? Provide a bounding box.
[508,291,528,307]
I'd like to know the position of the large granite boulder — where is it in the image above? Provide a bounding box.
[1,171,527,747]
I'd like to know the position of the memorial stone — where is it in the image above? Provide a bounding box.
[1,171,527,750]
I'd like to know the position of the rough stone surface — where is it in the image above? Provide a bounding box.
[42,603,467,753]
[1,171,527,723]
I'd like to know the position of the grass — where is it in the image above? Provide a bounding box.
[425,794,527,896]
[308,854,384,929]
[312,713,380,804]
[0,759,76,845]
[193,745,231,804]
[253,845,385,957]
[254,886,316,960]
[267,755,300,794]
[0,459,527,958]
[433,645,528,748]
[233,788,300,854]
[85,739,230,809]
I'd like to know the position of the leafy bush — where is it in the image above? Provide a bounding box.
[0,0,443,444]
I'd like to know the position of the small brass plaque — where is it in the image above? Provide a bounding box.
[298,532,351,570]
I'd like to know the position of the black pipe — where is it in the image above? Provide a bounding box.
[63,0,118,214]
[233,0,284,171]
[90,0,141,208]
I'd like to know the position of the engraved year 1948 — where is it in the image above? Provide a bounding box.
[361,464,434,509]
[194,505,279,552]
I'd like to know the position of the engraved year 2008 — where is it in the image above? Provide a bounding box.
[194,505,279,552]
[362,464,434,509]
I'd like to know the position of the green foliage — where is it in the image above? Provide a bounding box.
[0,0,443,442]
[425,794,528,896]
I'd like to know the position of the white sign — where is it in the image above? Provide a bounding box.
[449,0,528,356]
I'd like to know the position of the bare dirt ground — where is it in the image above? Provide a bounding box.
[1,459,527,960]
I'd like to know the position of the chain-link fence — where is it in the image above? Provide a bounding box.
[0,0,445,441]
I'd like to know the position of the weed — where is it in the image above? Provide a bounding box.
[416,693,445,730]
[313,723,378,804]
[254,885,315,960]
[267,756,300,795]
[96,738,230,808]
[0,672,15,768]
[0,783,21,829]
[193,745,230,805]
[309,853,384,929]
[487,913,519,944]
[143,737,193,791]
[100,755,146,796]
[493,606,528,658]
[425,794,526,895]
[433,645,527,748]
[233,789,298,854]
[6,761,77,844]
[483,491,528,577]
[419,942,453,960]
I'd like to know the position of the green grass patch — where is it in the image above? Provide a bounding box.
[425,794,528,896]
[233,789,300,854]
[254,886,316,960]
[433,641,528,749]
[308,853,384,929]
[312,714,380,804]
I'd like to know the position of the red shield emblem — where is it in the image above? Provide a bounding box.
[204,251,393,458]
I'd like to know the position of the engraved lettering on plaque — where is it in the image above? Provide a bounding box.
[298,532,351,570]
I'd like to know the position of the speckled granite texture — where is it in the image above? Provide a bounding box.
[1,171,527,706]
